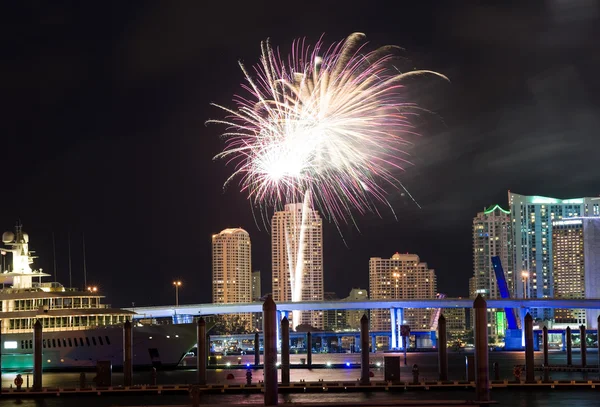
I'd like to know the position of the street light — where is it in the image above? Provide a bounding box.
[173,280,182,306]
[521,271,529,299]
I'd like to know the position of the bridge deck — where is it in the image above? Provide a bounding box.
[126,298,600,319]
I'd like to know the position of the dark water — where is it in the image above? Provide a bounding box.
[0,351,597,406]
[0,390,598,407]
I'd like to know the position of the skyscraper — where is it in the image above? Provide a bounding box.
[552,218,600,328]
[443,308,467,342]
[250,270,262,332]
[323,292,347,331]
[471,204,513,341]
[212,228,252,328]
[272,203,324,329]
[345,288,368,330]
[509,192,600,320]
[251,270,261,301]
[369,253,436,347]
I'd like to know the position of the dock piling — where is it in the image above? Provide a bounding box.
[307,332,313,368]
[580,325,587,368]
[33,319,42,390]
[438,313,448,381]
[197,317,207,385]
[566,326,572,366]
[263,296,278,406]
[123,319,133,386]
[542,326,549,368]
[360,314,370,385]
[473,295,489,402]
[524,313,534,383]
[281,316,290,385]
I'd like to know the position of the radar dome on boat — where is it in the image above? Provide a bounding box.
[22,233,29,243]
[2,231,14,243]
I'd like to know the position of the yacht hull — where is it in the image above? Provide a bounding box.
[1,323,196,371]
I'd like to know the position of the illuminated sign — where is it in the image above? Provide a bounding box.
[495,311,505,335]
[3,341,17,349]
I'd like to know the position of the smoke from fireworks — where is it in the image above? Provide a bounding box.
[209,33,445,327]
[210,32,446,227]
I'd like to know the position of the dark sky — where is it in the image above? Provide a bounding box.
[1,1,599,307]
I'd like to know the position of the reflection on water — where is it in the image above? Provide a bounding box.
[0,390,599,407]
[0,351,598,406]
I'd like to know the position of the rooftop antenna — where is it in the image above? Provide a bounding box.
[68,232,72,289]
[82,232,87,288]
[52,232,57,281]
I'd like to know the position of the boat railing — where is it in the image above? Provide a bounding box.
[10,304,110,311]
[2,323,125,334]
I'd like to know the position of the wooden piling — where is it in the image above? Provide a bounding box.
[263,296,278,406]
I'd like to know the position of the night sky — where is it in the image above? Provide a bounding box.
[2,1,599,307]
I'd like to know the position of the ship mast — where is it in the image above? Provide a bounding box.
[83,232,87,288]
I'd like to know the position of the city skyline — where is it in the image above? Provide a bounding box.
[7,190,600,309]
[509,192,600,320]
[2,2,599,308]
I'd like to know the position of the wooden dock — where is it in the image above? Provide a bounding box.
[0,379,599,398]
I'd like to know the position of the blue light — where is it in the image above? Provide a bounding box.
[345,362,350,367]
[246,363,250,367]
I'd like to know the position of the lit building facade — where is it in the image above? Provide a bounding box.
[443,308,467,341]
[345,288,368,330]
[509,192,600,321]
[552,218,600,328]
[323,292,347,331]
[272,203,324,329]
[250,270,262,331]
[471,204,513,341]
[369,253,436,336]
[251,271,261,301]
[212,228,252,328]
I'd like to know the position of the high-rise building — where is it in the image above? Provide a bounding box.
[251,271,261,301]
[471,204,513,341]
[272,203,324,329]
[468,277,476,298]
[250,270,262,331]
[369,253,436,345]
[323,292,347,331]
[322,289,368,331]
[552,218,600,328]
[345,288,368,330]
[212,228,252,328]
[509,192,600,320]
[443,308,467,341]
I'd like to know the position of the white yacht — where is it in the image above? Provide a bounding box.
[0,224,196,371]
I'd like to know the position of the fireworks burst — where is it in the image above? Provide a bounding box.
[209,32,446,226]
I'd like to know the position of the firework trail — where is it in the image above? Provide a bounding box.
[209,33,445,325]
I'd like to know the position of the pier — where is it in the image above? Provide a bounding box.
[0,296,598,407]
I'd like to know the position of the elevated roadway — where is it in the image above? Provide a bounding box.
[126,298,600,319]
